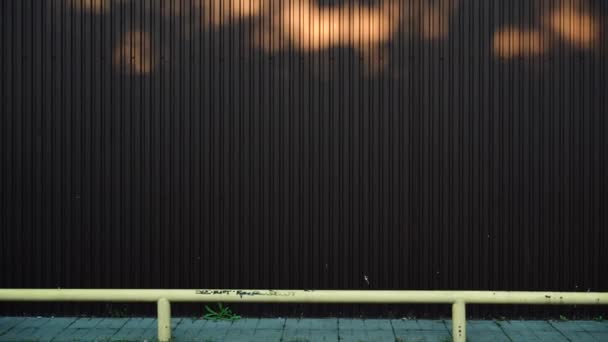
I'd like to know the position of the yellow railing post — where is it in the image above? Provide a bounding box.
[157,298,171,342]
[452,300,466,342]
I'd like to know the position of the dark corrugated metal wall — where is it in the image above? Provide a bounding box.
[1,0,607,317]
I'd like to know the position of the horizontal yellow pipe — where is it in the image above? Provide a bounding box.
[2,289,606,342]
[0,289,606,305]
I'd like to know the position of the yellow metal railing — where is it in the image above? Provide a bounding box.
[1,289,607,342]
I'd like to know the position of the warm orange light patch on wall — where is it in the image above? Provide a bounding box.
[255,0,461,55]
[162,0,265,27]
[493,28,549,59]
[201,0,265,28]
[112,31,156,75]
[492,0,600,59]
[546,2,599,49]
[64,0,602,73]
[69,0,121,14]
[257,0,399,54]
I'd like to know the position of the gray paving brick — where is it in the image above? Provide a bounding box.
[338,319,366,330]
[13,317,53,329]
[69,318,102,329]
[466,331,511,342]
[576,320,608,332]
[0,327,44,342]
[203,320,234,329]
[175,318,207,330]
[20,327,67,341]
[50,328,86,341]
[41,318,79,331]
[0,334,19,342]
[196,327,230,342]
[590,331,608,341]
[95,318,129,329]
[175,330,215,342]
[53,327,110,341]
[233,336,280,342]
[548,321,603,341]
[340,319,392,331]
[256,318,285,330]
[47,334,75,341]
[365,330,397,340]
[390,319,421,330]
[176,336,201,342]
[112,323,158,341]
[225,328,283,342]
[499,320,563,341]
[502,330,543,341]
[559,331,599,342]
[416,320,449,331]
[502,320,555,332]
[393,330,451,342]
[340,329,395,342]
[467,320,504,333]
[228,318,259,329]
[70,327,102,340]
[285,318,338,330]
[533,331,570,341]
[119,318,156,329]
[112,327,157,341]
[359,319,392,331]
[173,327,200,337]
[250,329,283,341]
[0,318,19,327]
[83,327,120,341]
[308,330,339,341]
[0,317,26,335]
[1,317,607,342]
[283,329,338,342]
[549,320,587,332]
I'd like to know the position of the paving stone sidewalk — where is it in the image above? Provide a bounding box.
[0,317,607,341]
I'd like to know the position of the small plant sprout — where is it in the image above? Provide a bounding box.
[203,303,241,321]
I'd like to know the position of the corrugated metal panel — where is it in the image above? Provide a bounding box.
[1,0,607,317]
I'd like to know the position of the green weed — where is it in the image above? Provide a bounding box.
[203,303,241,321]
